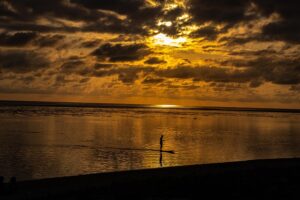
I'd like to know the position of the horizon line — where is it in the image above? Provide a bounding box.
[0,100,300,113]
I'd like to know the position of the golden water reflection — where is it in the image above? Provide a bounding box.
[0,106,300,180]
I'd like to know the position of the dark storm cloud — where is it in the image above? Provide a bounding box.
[71,0,163,22]
[0,31,65,47]
[0,32,38,46]
[188,0,252,24]
[157,24,181,36]
[164,6,184,21]
[59,56,155,84]
[70,0,164,34]
[0,86,52,94]
[244,57,300,85]
[188,0,300,44]
[152,61,300,87]
[219,36,260,45]
[228,49,278,57]
[0,50,50,73]
[80,40,102,48]
[0,1,18,19]
[70,0,145,15]
[91,66,155,84]
[92,43,151,62]
[253,0,300,44]
[81,21,145,35]
[144,57,167,65]
[220,32,300,46]
[58,53,300,87]
[3,0,105,22]
[186,0,254,40]
[210,82,244,92]
[155,66,255,83]
[1,0,299,43]
[190,26,219,41]
[34,34,65,47]
[158,81,199,90]
[60,60,86,75]
[0,0,150,35]
[117,68,140,83]
[0,21,142,35]
[220,56,300,85]
[0,22,79,33]
[142,77,165,84]
[262,20,300,44]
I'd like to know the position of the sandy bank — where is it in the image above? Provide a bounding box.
[1,158,300,199]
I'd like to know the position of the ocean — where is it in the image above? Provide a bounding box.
[0,101,300,181]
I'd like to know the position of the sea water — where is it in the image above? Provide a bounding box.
[0,104,300,180]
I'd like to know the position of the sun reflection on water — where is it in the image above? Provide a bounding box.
[154,104,180,108]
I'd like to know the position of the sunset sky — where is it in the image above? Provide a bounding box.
[0,0,300,108]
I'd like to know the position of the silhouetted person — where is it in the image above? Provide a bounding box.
[160,135,164,150]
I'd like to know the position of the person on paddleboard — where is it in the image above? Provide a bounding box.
[160,135,164,150]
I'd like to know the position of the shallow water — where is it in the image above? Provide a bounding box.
[0,106,300,181]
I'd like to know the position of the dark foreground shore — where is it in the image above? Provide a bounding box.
[1,158,300,199]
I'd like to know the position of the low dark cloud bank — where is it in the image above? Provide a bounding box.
[0,50,50,73]
[0,32,38,46]
[92,43,151,62]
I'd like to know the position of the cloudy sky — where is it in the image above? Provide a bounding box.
[0,0,300,108]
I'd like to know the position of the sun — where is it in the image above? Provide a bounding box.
[152,33,187,47]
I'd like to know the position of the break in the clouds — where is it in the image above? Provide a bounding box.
[0,0,300,107]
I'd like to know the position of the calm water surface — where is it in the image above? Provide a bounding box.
[0,106,300,181]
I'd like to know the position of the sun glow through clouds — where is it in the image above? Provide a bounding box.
[157,21,173,27]
[153,33,187,47]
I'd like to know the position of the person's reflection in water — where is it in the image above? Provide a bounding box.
[159,151,163,167]
[158,135,175,167]
[159,135,164,167]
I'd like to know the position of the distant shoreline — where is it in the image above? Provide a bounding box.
[0,100,300,113]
